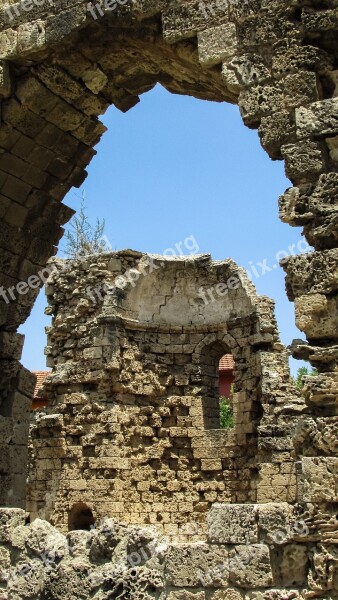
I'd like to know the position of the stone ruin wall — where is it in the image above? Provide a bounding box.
[2,500,338,600]
[0,0,337,598]
[27,252,302,538]
[0,0,337,513]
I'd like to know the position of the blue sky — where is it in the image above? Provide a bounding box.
[20,84,308,375]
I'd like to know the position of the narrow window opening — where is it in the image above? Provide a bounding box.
[219,354,235,429]
[68,502,95,531]
[201,343,235,429]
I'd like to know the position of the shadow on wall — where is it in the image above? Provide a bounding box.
[69,502,95,531]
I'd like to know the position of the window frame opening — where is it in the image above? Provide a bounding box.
[200,342,235,430]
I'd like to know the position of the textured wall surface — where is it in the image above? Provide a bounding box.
[0,0,337,597]
[0,0,337,508]
[1,502,338,599]
[27,253,302,537]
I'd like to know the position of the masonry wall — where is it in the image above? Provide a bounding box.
[28,252,302,539]
[2,501,338,599]
[0,0,337,597]
[0,0,337,514]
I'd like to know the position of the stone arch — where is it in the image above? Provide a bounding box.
[0,1,336,524]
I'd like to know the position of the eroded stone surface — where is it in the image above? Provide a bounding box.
[0,1,337,598]
[27,253,302,538]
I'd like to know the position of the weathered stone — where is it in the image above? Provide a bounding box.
[164,543,228,587]
[0,2,336,599]
[208,504,258,545]
[294,293,338,340]
[28,253,300,536]
[257,503,293,545]
[296,98,338,139]
[228,544,273,588]
[299,457,338,503]
[198,23,238,67]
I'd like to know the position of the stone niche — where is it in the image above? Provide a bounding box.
[28,251,302,539]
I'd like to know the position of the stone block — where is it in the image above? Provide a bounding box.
[211,591,243,600]
[239,84,284,127]
[259,110,295,160]
[282,141,325,184]
[303,372,338,406]
[0,508,25,542]
[245,592,302,600]
[296,98,338,139]
[228,544,273,588]
[0,28,18,58]
[45,6,87,45]
[167,592,205,600]
[279,543,308,586]
[307,543,338,593]
[0,416,13,444]
[0,545,10,576]
[0,60,11,97]
[283,71,319,109]
[208,504,258,544]
[198,23,238,67]
[300,457,338,503]
[18,19,46,53]
[201,459,222,471]
[162,2,229,44]
[164,543,228,587]
[281,249,338,300]
[257,503,293,545]
[0,332,24,360]
[295,293,338,340]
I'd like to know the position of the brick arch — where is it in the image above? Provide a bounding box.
[0,1,337,518]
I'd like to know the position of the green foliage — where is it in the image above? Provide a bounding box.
[64,194,109,259]
[293,366,318,389]
[219,394,234,429]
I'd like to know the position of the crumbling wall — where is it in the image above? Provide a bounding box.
[28,252,302,539]
[1,503,338,599]
[0,0,337,511]
[0,0,337,597]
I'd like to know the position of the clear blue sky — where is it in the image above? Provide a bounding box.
[20,84,308,375]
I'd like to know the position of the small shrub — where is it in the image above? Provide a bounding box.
[63,194,109,259]
[219,395,234,429]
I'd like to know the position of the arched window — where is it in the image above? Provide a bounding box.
[200,342,235,429]
[68,502,95,531]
